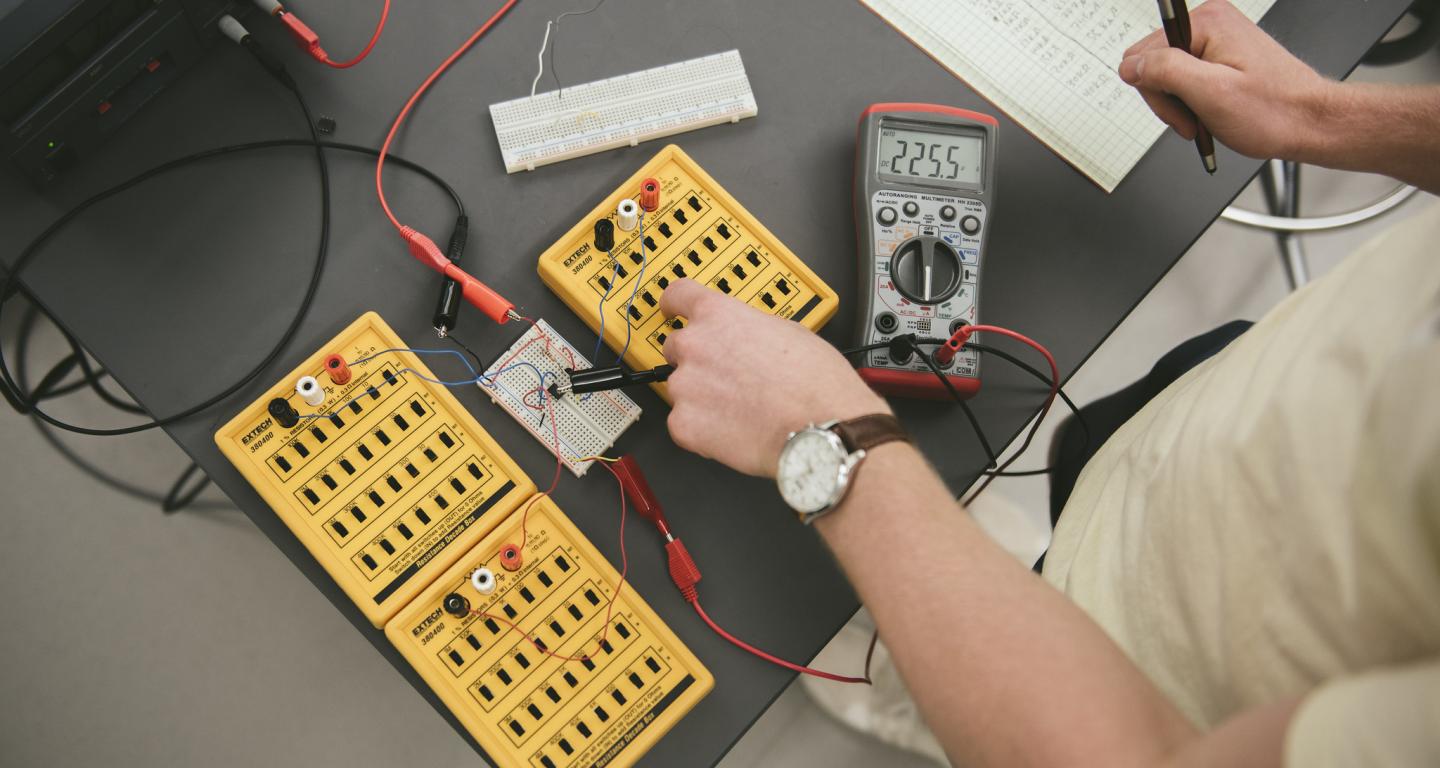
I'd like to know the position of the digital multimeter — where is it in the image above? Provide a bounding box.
[854,103,998,399]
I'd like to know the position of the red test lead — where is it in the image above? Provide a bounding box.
[398,225,516,324]
[935,323,1058,412]
[375,0,522,325]
[274,8,320,57]
[613,455,869,684]
[932,323,1062,504]
[613,456,703,601]
[611,456,669,535]
[254,0,392,69]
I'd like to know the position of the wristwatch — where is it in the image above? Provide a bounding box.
[776,413,909,524]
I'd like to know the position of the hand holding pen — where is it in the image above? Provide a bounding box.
[1155,0,1217,173]
[1118,0,1337,174]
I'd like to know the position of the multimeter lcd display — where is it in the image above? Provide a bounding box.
[876,125,983,187]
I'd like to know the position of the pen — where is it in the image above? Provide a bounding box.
[1156,0,1217,174]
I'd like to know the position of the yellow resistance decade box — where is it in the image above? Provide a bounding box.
[538,144,839,401]
[215,312,536,627]
[387,495,713,768]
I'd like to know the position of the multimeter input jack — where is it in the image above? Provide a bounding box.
[887,335,915,365]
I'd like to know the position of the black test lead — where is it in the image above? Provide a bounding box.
[433,214,470,337]
[558,364,674,395]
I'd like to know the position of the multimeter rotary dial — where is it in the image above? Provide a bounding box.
[889,235,962,304]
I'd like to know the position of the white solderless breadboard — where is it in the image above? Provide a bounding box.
[489,50,758,173]
[480,320,641,476]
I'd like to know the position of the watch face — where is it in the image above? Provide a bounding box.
[777,429,848,514]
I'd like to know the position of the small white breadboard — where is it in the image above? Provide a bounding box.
[489,49,758,173]
[479,320,641,476]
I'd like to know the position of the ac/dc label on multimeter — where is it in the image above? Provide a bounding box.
[215,312,537,628]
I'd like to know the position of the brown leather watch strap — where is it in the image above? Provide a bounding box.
[831,413,908,453]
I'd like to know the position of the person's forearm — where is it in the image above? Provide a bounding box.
[1299,82,1440,194]
[654,275,1297,763]
[814,445,1197,767]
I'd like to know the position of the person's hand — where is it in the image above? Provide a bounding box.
[1118,0,1334,159]
[658,279,889,477]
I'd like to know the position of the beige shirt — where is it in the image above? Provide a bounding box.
[1043,205,1440,766]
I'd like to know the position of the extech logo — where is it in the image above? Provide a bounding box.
[563,242,591,267]
[241,418,273,445]
[413,607,444,636]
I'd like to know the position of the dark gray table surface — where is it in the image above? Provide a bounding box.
[0,1,1409,765]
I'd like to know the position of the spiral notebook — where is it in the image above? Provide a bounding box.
[859,0,1276,192]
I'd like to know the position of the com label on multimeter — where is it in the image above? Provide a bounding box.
[854,103,998,399]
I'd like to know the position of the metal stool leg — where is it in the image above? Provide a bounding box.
[1261,159,1311,290]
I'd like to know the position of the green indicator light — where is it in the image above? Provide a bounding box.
[47,141,56,149]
